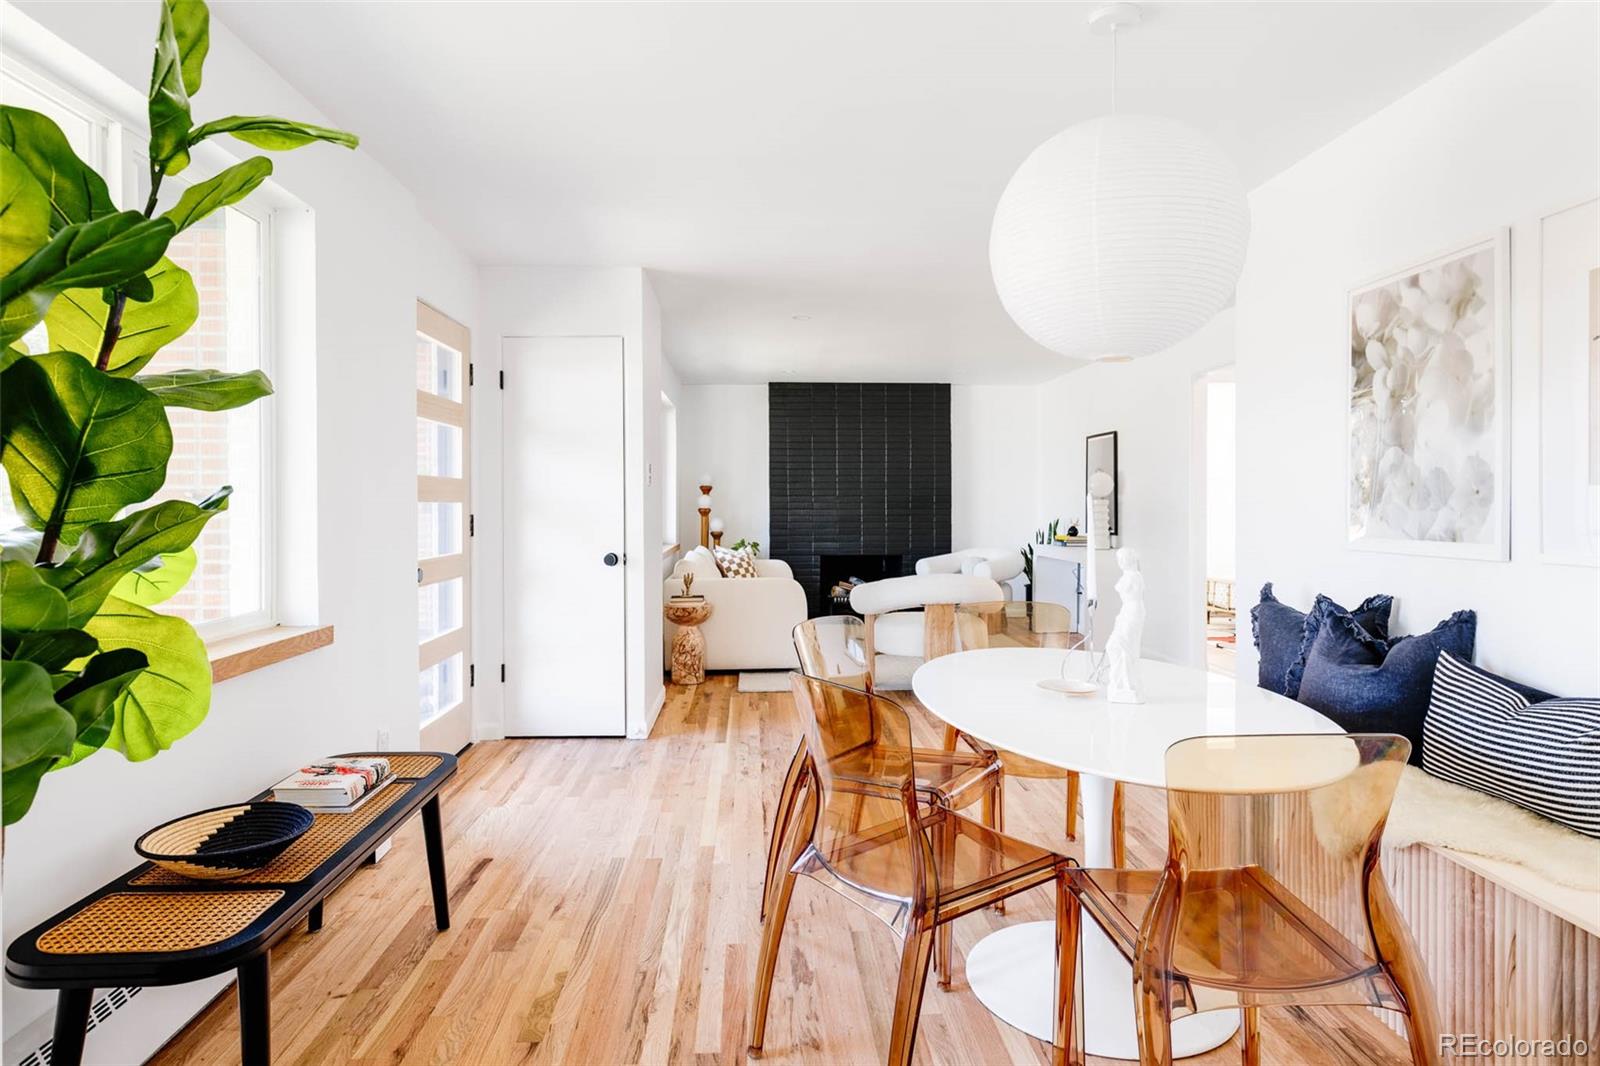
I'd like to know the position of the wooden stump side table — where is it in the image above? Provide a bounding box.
[664,600,713,684]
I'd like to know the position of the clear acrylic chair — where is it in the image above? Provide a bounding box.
[948,600,1128,861]
[750,673,1081,1066]
[762,619,1005,943]
[1067,733,1441,1066]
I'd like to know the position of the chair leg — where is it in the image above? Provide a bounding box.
[748,863,800,1055]
[887,926,937,1066]
[760,741,808,922]
[1065,772,1079,841]
[986,775,1006,914]
[936,814,956,989]
[1366,872,1443,1066]
[1110,782,1127,868]
[1132,959,1174,1066]
[1241,1005,1260,1066]
[1053,872,1082,1066]
[942,724,958,751]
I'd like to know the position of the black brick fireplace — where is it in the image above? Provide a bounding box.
[769,383,951,615]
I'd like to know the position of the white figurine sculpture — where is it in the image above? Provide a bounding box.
[1105,547,1146,704]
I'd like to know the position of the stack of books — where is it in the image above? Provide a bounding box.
[272,757,393,811]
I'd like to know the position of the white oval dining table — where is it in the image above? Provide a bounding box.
[911,646,1343,1061]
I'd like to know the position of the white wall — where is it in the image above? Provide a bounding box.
[676,383,769,554]
[475,267,668,740]
[1033,312,1237,666]
[2,0,481,1056]
[951,384,1039,552]
[1236,1,1600,696]
[1204,379,1237,581]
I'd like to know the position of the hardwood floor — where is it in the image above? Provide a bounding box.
[153,676,1410,1065]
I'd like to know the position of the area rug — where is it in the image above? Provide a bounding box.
[738,672,791,692]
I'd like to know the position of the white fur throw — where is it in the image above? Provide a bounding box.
[1387,765,1600,891]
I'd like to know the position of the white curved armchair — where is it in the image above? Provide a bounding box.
[916,548,1025,598]
[847,573,1004,689]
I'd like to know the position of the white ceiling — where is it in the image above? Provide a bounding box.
[214,1,1538,384]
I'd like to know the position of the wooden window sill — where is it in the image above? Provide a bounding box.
[662,542,681,559]
[210,625,335,683]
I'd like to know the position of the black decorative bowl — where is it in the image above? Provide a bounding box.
[135,802,315,880]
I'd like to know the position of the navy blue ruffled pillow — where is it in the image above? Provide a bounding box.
[1250,583,1392,698]
[1296,604,1477,765]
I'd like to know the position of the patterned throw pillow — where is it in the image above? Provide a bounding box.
[1423,651,1599,838]
[713,546,759,578]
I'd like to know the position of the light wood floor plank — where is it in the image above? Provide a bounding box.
[151,676,1410,1065]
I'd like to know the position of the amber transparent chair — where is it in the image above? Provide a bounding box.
[946,601,1127,860]
[762,618,1005,928]
[750,674,1081,1066]
[1067,733,1440,1066]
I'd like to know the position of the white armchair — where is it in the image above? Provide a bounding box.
[916,548,1025,599]
[847,573,1004,689]
[663,546,805,671]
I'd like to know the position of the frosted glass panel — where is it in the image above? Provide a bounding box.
[419,653,463,725]
[418,579,464,643]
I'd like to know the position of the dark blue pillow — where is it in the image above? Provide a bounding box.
[1296,604,1477,765]
[1250,583,1393,698]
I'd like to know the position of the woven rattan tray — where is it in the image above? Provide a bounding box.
[37,891,285,955]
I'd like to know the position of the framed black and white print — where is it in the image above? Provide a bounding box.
[1347,230,1510,560]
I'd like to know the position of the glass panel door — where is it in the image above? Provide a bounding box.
[416,303,472,753]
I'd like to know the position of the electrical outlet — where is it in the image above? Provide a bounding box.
[376,729,391,752]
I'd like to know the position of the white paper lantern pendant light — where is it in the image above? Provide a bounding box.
[990,2,1250,361]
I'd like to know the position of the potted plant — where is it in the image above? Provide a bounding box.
[0,0,357,825]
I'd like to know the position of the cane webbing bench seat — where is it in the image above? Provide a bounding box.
[5,751,457,1066]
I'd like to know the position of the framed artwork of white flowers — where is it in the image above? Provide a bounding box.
[1347,231,1510,560]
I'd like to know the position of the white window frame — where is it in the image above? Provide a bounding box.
[1,38,283,642]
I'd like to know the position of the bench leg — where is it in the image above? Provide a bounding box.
[307,900,323,933]
[51,988,92,1066]
[421,795,450,931]
[238,955,271,1066]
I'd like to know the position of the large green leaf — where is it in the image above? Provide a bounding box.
[51,647,148,769]
[41,491,228,625]
[161,157,271,233]
[166,0,209,96]
[45,259,198,374]
[83,597,211,762]
[0,212,175,305]
[188,115,359,152]
[148,0,193,176]
[137,368,273,410]
[2,659,75,824]
[0,145,51,275]
[0,558,69,633]
[9,628,98,673]
[0,107,116,231]
[111,545,196,606]
[0,352,173,542]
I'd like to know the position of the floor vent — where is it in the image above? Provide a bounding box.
[16,987,142,1066]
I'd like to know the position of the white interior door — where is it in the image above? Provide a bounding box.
[502,336,627,736]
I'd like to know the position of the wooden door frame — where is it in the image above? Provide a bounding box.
[417,300,472,753]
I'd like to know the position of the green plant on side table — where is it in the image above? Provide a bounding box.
[0,0,358,826]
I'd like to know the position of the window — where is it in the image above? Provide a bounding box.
[660,393,678,547]
[0,56,275,640]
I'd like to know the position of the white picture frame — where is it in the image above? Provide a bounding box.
[1346,230,1510,561]
[1536,196,1600,567]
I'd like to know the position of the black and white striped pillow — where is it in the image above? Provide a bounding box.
[1422,651,1600,838]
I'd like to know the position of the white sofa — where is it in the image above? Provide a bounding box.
[663,546,805,671]
[916,548,1025,599]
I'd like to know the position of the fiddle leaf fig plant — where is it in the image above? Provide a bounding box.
[0,0,357,824]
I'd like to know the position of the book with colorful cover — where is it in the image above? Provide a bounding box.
[272,757,392,809]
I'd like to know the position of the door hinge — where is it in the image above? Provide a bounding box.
[500,663,506,683]
[469,362,474,386]
[469,513,475,537]
[469,663,475,687]
[499,370,505,389]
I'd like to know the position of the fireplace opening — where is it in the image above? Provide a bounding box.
[819,553,905,616]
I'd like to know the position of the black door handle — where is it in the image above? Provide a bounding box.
[603,552,620,567]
